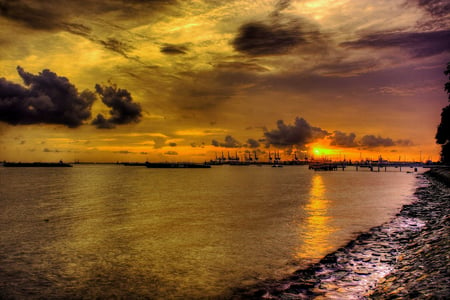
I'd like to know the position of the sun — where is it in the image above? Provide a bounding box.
[313,147,334,156]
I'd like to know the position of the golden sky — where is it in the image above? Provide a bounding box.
[0,0,449,162]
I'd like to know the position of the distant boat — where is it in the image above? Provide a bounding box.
[145,162,211,169]
[3,161,73,167]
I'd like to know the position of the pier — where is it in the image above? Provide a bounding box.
[309,161,424,172]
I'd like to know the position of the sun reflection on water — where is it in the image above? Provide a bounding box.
[296,174,336,261]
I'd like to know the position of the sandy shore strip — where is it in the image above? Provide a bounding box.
[231,169,449,299]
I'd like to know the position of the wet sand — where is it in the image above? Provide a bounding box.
[232,168,450,299]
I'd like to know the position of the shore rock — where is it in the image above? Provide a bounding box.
[232,168,450,299]
[368,169,450,299]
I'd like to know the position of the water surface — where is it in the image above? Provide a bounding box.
[0,165,418,298]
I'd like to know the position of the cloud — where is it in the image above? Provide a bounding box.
[0,0,177,64]
[0,0,179,31]
[232,1,326,58]
[92,83,142,129]
[396,139,414,146]
[100,38,135,58]
[246,138,260,148]
[169,66,257,111]
[264,117,328,148]
[0,66,96,128]
[329,131,358,147]
[211,135,242,148]
[160,44,188,55]
[270,0,291,18]
[151,136,167,149]
[214,62,269,73]
[114,150,133,154]
[91,114,114,129]
[341,30,450,58]
[190,142,205,148]
[61,22,92,37]
[360,135,395,148]
[0,0,64,30]
[232,20,305,56]
[328,132,414,149]
[164,151,178,155]
[43,148,61,153]
[417,0,450,17]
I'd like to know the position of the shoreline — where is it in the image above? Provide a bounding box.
[231,169,449,299]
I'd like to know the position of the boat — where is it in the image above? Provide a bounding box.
[3,161,73,167]
[145,162,211,168]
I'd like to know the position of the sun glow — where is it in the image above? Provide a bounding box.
[311,145,337,158]
[296,174,335,261]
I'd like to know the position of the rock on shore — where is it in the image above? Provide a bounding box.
[368,168,450,299]
[232,169,449,299]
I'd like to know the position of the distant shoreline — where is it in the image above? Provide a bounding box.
[2,162,72,167]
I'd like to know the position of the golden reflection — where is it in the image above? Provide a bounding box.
[296,174,336,260]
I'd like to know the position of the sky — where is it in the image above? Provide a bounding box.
[0,0,449,163]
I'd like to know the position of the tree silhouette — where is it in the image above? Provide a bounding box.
[435,62,450,163]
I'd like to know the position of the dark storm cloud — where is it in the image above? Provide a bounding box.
[0,0,179,30]
[330,132,413,149]
[329,131,358,147]
[360,135,395,148]
[341,30,450,58]
[0,66,95,128]
[211,135,241,148]
[232,20,305,56]
[91,114,114,129]
[417,0,450,17]
[100,38,135,58]
[232,0,326,58]
[264,117,328,148]
[160,44,188,55]
[61,22,92,38]
[0,0,63,30]
[246,138,260,148]
[92,83,142,129]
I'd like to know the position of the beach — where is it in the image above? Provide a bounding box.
[232,168,450,299]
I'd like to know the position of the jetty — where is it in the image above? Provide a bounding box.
[309,161,424,172]
[145,162,211,168]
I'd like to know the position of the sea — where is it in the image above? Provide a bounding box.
[0,164,420,299]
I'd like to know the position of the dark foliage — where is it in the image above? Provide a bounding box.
[435,62,450,163]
